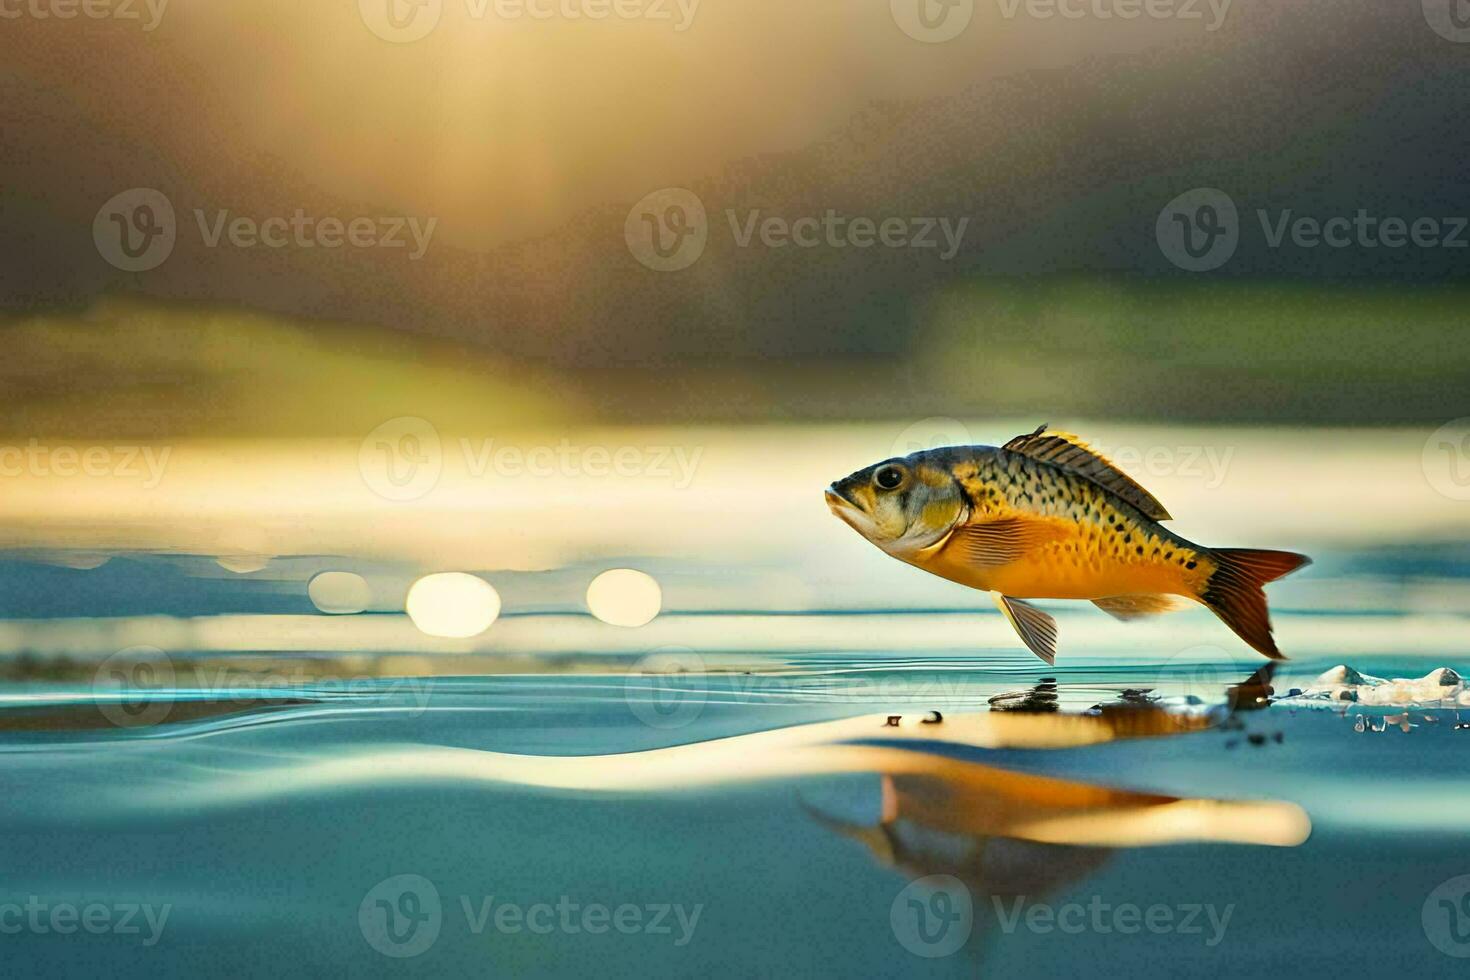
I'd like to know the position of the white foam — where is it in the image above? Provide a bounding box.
[1283,664,1466,707]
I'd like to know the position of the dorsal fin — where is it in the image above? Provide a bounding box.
[1002,425,1172,521]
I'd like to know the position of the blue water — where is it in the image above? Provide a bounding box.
[0,421,1467,980]
[1,654,1467,977]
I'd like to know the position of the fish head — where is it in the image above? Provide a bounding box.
[825,453,966,556]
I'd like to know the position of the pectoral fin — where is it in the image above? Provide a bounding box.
[1092,594,1188,622]
[993,594,1058,665]
[949,518,1065,567]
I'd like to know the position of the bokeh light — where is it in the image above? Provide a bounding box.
[308,571,371,615]
[586,568,662,627]
[406,572,500,638]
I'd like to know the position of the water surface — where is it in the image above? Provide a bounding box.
[0,423,1466,976]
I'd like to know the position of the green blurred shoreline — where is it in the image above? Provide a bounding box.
[4,278,1466,439]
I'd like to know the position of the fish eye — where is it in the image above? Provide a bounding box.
[874,465,905,491]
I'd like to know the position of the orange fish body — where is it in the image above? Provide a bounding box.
[913,447,1209,599]
[826,427,1310,664]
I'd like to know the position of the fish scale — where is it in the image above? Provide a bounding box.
[949,449,1210,600]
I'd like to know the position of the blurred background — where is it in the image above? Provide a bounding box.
[3,0,1468,433]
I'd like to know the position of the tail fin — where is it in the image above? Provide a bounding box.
[1200,549,1311,659]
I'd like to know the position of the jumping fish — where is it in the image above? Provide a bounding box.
[825,426,1310,664]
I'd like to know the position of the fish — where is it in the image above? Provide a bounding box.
[825,425,1310,665]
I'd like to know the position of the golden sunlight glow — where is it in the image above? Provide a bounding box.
[586,568,662,627]
[406,572,501,638]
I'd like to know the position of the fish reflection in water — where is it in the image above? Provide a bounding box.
[799,671,1304,957]
[8,670,1304,834]
[804,675,1301,850]
[71,673,1305,858]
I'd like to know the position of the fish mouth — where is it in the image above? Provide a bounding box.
[825,485,856,511]
[825,485,865,531]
